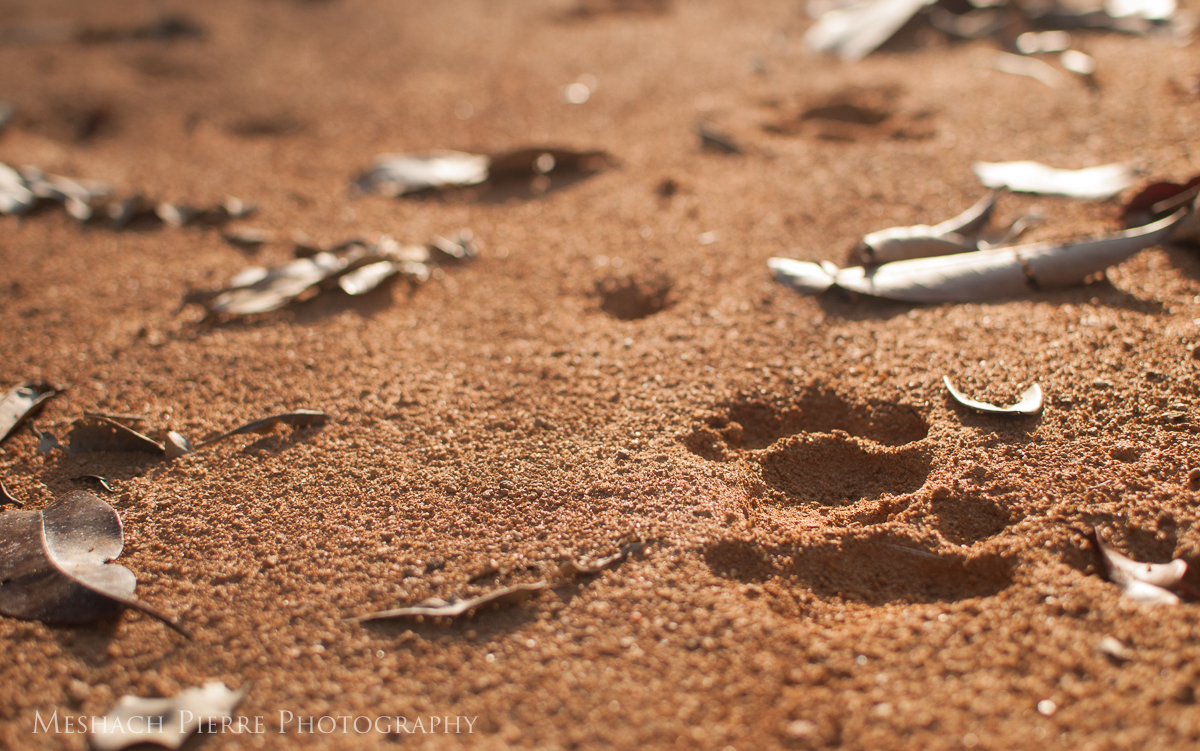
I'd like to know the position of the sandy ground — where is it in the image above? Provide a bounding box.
[4,0,1200,749]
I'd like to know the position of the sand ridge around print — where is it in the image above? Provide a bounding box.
[3,0,1200,749]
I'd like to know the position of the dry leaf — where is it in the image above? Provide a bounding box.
[983,52,1064,88]
[0,481,21,507]
[197,410,328,448]
[209,252,345,316]
[486,148,610,179]
[0,162,37,215]
[1097,636,1133,662]
[943,376,1044,415]
[355,150,490,196]
[72,475,115,492]
[0,382,58,443]
[853,190,998,264]
[0,490,186,633]
[769,208,1184,303]
[558,542,644,576]
[695,121,742,154]
[67,416,164,456]
[345,581,548,623]
[1095,530,1187,605]
[973,161,1135,200]
[90,682,245,751]
[803,0,934,61]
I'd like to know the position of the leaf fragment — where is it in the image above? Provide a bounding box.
[67,416,165,456]
[943,376,1044,415]
[1095,531,1187,605]
[90,682,246,751]
[0,481,21,507]
[0,490,186,633]
[558,542,644,576]
[854,191,999,264]
[803,0,934,61]
[694,121,742,154]
[345,581,548,623]
[355,150,490,196]
[973,160,1135,200]
[197,410,329,448]
[0,382,58,443]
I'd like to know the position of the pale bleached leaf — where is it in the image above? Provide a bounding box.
[558,542,644,576]
[973,160,1135,200]
[355,150,489,196]
[90,683,246,751]
[770,209,1184,303]
[345,581,547,623]
[804,0,935,61]
[984,52,1064,88]
[943,376,1044,415]
[855,191,998,264]
[1096,531,1187,606]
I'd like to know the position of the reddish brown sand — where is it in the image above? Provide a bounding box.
[4,1,1200,749]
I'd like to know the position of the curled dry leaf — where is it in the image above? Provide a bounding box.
[0,481,21,507]
[91,682,246,751]
[972,161,1135,200]
[67,416,165,456]
[355,148,609,196]
[197,410,328,448]
[72,475,115,492]
[695,121,742,154]
[355,150,490,196]
[852,190,998,265]
[559,542,644,576]
[943,376,1044,415]
[0,490,186,633]
[1095,530,1187,605]
[984,52,1064,88]
[803,0,934,62]
[209,252,345,316]
[769,209,1184,303]
[345,581,548,623]
[0,382,58,443]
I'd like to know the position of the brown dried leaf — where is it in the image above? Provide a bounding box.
[197,410,329,448]
[345,581,548,623]
[0,382,58,443]
[0,490,186,633]
[90,682,245,751]
[67,416,164,456]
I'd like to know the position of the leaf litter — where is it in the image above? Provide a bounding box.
[0,490,187,634]
[0,382,58,443]
[90,682,246,751]
[197,232,476,318]
[943,376,1044,415]
[973,161,1135,200]
[1094,529,1191,605]
[803,0,1189,62]
[345,581,548,623]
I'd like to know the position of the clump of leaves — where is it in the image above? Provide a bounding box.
[0,490,187,635]
[194,232,476,318]
[60,411,328,459]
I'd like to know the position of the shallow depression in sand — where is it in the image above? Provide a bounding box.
[684,388,930,506]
